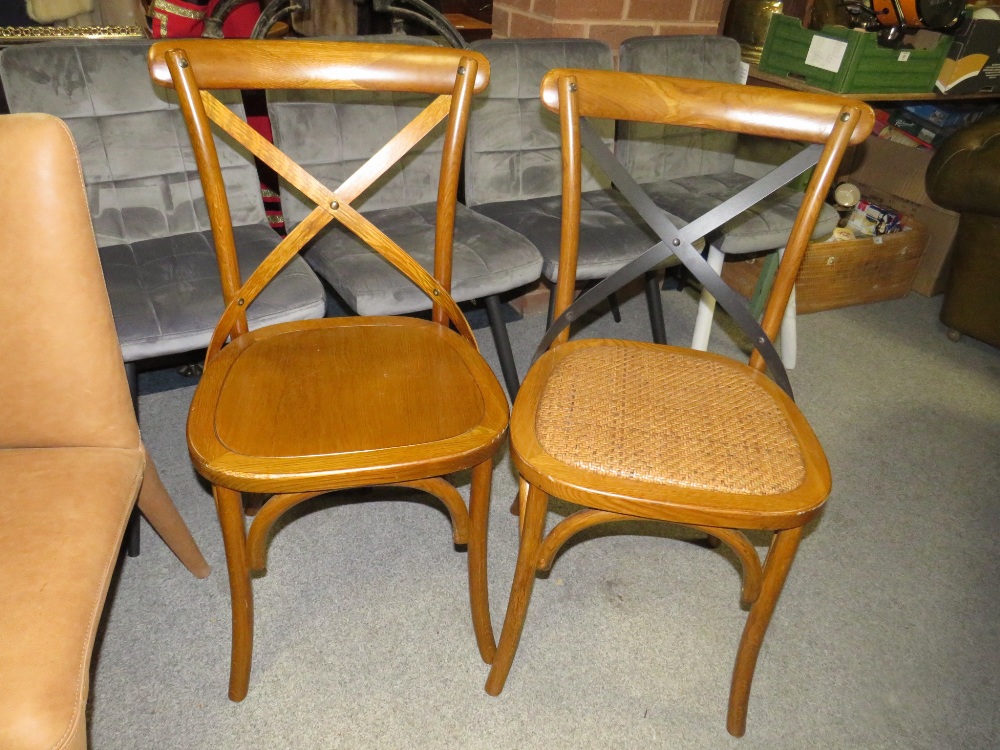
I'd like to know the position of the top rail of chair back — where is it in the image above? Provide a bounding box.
[540,68,874,146]
[149,39,490,95]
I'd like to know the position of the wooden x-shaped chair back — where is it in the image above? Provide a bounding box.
[148,40,489,362]
[540,69,874,375]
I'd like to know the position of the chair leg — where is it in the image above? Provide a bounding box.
[468,459,497,664]
[727,526,803,737]
[644,270,667,345]
[485,483,550,696]
[124,361,141,557]
[780,285,798,370]
[483,294,520,401]
[214,485,254,701]
[607,290,622,323]
[136,455,211,579]
[691,242,726,351]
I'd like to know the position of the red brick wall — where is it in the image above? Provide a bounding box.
[492,0,729,51]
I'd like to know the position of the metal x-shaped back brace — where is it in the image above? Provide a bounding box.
[536,116,825,400]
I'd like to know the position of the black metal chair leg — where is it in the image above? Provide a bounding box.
[483,294,520,401]
[607,290,622,322]
[645,270,667,345]
[124,361,141,557]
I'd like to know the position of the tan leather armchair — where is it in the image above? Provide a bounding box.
[0,113,210,750]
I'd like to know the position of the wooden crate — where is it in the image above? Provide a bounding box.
[721,219,928,314]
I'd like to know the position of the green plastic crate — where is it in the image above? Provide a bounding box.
[757,15,952,93]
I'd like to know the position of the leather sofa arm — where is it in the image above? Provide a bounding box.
[926,114,1000,217]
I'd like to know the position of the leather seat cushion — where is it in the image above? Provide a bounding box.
[301,202,543,316]
[0,447,143,750]
[100,223,326,362]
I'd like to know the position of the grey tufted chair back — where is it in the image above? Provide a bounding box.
[617,35,744,184]
[0,40,268,247]
[464,38,615,207]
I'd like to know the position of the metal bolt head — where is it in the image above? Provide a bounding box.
[569,82,578,92]
[840,112,851,122]
[178,58,189,69]
[457,65,466,75]
[330,200,339,210]
[433,289,440,296]
[237,298,245,306]
[672,238,681,247]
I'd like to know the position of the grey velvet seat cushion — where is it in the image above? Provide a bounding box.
[301,203,542,316]
[474,189,665,282]
[103,224,325,362]
[640,173,839,255]
[0,39,327,363]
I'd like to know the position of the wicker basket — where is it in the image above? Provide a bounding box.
[721,218,928,314]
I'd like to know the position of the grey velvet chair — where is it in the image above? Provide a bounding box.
[465,38,671,344]
[0,40,326,551]
[266,37,543,399]
[617,35,842,365]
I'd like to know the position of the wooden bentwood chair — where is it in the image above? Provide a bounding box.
[485,69,873,736]
[147,40,509,700]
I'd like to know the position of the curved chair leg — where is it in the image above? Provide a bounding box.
[214,485,254,701]
[393,478,469,545]
[691,242,726,350]
[727,526,803,737]
[483,294,520,400]
[136,455,211,578]
[485,483,550,696]
[468,459,497,664]
[607,289,622,323]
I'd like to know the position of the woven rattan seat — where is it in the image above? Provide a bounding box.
[535,342,805,494]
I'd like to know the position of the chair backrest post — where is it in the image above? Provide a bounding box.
[165,47,250,340]
[431,54,479,327]
[750,106,864,373]
[551,75,582,349]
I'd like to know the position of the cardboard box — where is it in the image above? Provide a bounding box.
[840,136,959,295]
[936,16,1000,94]
[722,220,927,313]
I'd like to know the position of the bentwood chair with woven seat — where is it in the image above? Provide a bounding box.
[484,69,873,736]
[147,39,509,700]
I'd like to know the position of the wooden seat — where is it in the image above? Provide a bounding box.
[147,39,509,700]
[484,69,873,736]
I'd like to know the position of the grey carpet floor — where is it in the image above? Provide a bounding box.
[90,288,1000,749]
